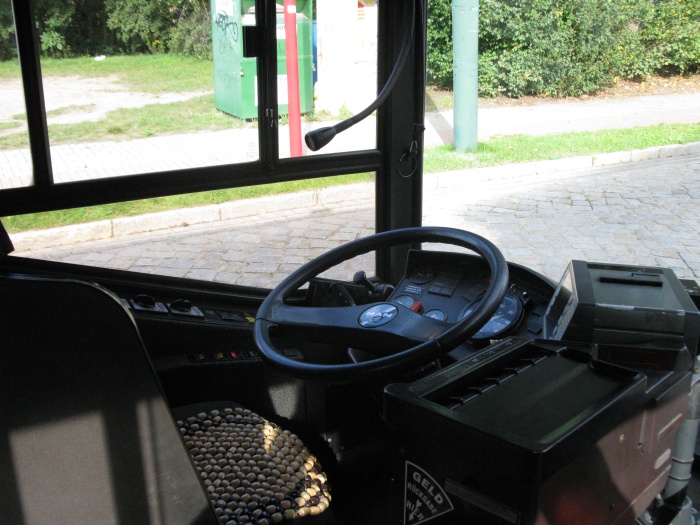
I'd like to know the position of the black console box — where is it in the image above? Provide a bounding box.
[385,338,690,525]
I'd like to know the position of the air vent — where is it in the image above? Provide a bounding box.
[429,345,551,410]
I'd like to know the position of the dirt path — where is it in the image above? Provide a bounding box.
[0,75,211,132]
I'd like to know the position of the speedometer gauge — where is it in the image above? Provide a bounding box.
[425,309,447,321]
[409,267,434,284]
[460,293,524,340]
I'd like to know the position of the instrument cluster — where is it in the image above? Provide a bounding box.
[387,250,557,345]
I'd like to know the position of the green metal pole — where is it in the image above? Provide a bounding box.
[452,0,479,152]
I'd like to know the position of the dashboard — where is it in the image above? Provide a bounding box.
[308,249,558,354]
[388,250,556,347]
[3,249,558,375]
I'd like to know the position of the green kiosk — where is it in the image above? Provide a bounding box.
[211,0,314,120]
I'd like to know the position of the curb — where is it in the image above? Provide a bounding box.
[12,142,700,252]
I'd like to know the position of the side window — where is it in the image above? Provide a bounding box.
[0,0,31,189]
[35,0,258,184]
[3,0,385,289]
[0,0,384,190]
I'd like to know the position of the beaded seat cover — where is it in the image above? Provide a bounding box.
[178,407,331,525]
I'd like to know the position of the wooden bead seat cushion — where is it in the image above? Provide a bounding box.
[177,407,331,525]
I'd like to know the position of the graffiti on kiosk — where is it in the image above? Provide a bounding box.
[214,0,238,55]
[215,11,239,54]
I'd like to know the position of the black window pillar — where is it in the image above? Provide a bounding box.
[12,0,53,187]
[375,0,427,283]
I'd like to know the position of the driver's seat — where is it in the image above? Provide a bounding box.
[0,274,331,525]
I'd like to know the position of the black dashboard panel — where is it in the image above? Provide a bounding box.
[305,250,557,358]
[388,250,556,346]
[2,250,557,364]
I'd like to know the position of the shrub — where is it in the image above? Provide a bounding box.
[105,0,172,54]
[426,0,700,98]
[33,0,118,57]
[640,0,700,75]
[426,0,453,89]
[167,0,213,59]
[485,0,637,97]
[37,1,75,57]
[0,3,16,60]
[27,0,215,59]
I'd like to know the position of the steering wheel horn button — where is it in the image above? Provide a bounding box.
[359,303,400,328]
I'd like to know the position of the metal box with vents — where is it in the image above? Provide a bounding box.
[385,338,690,525]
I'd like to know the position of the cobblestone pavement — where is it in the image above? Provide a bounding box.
[22,200,377,289]
[18,153,700,288]
[423,153,700,283]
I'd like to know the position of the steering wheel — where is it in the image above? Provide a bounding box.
[253,227,509,383]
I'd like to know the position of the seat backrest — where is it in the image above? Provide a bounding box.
[0,274,217,525]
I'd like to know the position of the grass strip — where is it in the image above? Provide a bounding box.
[0,55,214,93]
[0,96,336,150]
[0,121,21,131]
[0,95,243,149]
[423,123,700,172]
[3,173,373,233]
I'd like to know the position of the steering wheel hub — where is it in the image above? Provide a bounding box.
[359,303,400,327]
